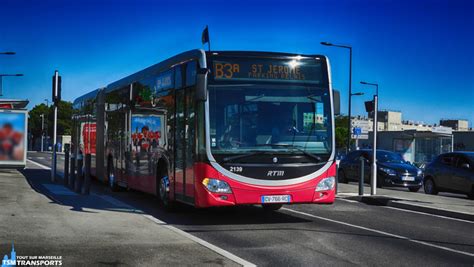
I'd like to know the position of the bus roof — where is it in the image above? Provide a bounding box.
[73,88,101,108]
[105,49,206,94]
[206,51,325,59]
[73,49,327,103]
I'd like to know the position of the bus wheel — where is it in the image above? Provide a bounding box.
[107,158,118,192]
[262,204,283,212]
[158,170,175,211]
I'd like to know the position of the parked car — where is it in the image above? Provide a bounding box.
[423,152,474,199]
[338,149,423,192]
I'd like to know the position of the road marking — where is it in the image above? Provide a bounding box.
[383,206,474,224]
[27,159,51,170]
[337,198,358,203]
[26,157,252,265]
[283,208,474,258]
[143,214,256,267]
[337,196,474,224]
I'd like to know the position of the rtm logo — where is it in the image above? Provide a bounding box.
[267,170,285,177]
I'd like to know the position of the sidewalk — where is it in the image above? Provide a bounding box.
[0,163,242,266]
[337,183,474,221]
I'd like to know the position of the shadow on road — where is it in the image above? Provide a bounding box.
[18,165,474,253]
[20,167,312,227]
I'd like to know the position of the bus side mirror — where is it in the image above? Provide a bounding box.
[196,68,209,102]
[333,89,340,115]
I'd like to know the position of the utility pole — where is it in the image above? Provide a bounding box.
[51,70,61,182]
[361,81,379,195]
[320,42,353,153]
[371,95,378,195]
[40,114,44,152]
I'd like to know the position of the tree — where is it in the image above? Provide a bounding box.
[28,101,73,149]
[334,115,354,150]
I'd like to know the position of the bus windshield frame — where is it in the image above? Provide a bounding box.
[206,55,333,163]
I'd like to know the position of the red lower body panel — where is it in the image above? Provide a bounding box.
[193,162,336,208]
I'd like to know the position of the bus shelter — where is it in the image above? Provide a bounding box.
[361,129,453,166]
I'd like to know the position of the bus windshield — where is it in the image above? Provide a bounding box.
[208,84,332,157]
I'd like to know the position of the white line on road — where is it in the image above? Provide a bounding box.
[283,208,474,258]
[383,206,474,224]
[337,196,474,224]
[26,158,255,266]
[27,159,51,170]
[337,198,358,203]
[143,214,256,267]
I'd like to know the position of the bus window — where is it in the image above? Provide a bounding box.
[185,61,196,87]
[175,66,182,89]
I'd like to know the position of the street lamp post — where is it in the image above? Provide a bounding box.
[321,41,353,153]
[0,74,23,96]
[40,114,45,152]
[44,99,50,150]
[360,81,379,195]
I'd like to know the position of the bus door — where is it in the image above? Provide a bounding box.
[184,87,195,199]
[174,89,186,200]
[174,86,195,202]
[106,109,127,186]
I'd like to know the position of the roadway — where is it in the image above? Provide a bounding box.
[21,152,474,265]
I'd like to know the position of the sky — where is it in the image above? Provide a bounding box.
[1,0,473,126]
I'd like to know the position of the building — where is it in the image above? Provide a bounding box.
[351,110,439,133]
[440,119,469,131]
[377,110,402,131]
[351,110,465,165]
[453,131,474,151]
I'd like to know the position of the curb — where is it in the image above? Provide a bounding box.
[28,151,66,155]
[341,195,474,222]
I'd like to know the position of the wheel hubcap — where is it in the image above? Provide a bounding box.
[109,173,114,187]
[160,179,166,199]
[426,181,433,192]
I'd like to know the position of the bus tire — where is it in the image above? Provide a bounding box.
[107,157,119,192]
[157,163,175,211]
[262,204,283,212]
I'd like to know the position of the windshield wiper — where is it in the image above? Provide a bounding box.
[255,144,322,162]
[222,150,271,163]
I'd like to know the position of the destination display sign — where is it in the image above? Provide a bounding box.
[212,57,324,84]
[155,70,174,91]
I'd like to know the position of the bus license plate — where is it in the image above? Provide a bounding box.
[402,176,415,181]
[261,195,291,203]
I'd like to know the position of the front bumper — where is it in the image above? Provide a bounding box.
[382,175,423,188]
[194,162,336,208]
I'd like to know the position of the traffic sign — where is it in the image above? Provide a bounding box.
[353,127,362,136]
[352,133,369,139]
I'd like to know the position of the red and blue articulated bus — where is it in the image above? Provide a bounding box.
[72,50,340,210]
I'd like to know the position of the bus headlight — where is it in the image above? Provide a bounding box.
[316,177,335,192]
[202,178,232,194]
